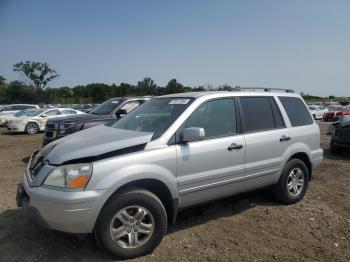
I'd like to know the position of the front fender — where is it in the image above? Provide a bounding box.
[90,163,178,199]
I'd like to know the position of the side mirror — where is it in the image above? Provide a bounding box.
[41,114,47,118]
[181,127,205,143]
[115,109,128,118]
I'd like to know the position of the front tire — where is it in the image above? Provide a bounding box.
[95,188,167,259]
[25,122,39,135]
[273,159,309,205]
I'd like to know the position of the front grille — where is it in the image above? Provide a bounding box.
[46,123,56,130]
[45,131,54,138]
[45,123,58,138]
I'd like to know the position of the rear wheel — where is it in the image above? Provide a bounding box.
[95,188,167,259]
[273,159,309,205]
[25,122,39,135]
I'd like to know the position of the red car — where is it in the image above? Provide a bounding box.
[324,106,350,122]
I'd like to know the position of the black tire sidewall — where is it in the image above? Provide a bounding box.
[275,159,309,204]
[95,189,167,259]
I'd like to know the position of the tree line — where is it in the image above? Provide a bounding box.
[0,61,211,104]
[0,60,334,105]
[0,77,207,104]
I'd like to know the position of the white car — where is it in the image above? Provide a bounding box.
[0,109,39,126]
[0,104,40,115]
[6,108,85,134]
[308,105,328,120]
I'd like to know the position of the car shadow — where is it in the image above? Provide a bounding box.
[323,148,350,160]
[22,156,31,164]
[0,190,278,261]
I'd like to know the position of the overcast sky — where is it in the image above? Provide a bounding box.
[0,0,349,96]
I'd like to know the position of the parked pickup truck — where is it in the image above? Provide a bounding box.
[42,97,151,146]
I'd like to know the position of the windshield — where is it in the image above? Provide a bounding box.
[113,97,194,140]
[308,106,316,110]
[89,99,122,115]
[14,110,26,117]
[28,109,44,116]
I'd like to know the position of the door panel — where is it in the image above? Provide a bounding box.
[243,129,291,190]
[177,136,246,207]
[238,96,291,190]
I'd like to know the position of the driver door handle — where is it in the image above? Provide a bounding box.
[280,135,291,142]
[228,143,243,151]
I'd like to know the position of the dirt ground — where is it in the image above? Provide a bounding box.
[0,123,349,262]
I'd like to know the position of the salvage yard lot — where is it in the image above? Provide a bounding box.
[0,123,349,262]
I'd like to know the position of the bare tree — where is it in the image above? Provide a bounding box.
[13,61,60,89]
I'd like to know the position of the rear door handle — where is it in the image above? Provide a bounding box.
[280,135,291,142]
[228,143,243,151]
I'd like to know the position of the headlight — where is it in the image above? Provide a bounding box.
[59,123,75,134]
[43,163,92,189]
[59,123,75,129]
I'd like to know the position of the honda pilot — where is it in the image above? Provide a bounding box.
[17,89,323,259]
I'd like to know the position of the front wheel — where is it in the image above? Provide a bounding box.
[25,122,39,135]
[95,188,167,259]
[273,159,309,205]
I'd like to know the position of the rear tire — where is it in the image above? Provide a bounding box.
[330,139,341,155]
[273,159,309,205]
[25,122,39,135]
[95,188,167,259]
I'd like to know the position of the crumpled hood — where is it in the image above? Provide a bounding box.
[43,125,153,165]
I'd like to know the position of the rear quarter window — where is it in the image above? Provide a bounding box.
[279,96,313,127]
[239,97,284,132]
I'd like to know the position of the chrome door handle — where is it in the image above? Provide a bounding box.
[228,143,243,151]
[280,135,291,142]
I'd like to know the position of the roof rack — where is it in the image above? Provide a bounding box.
[231,86,294,93]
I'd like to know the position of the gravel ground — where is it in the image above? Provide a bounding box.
[0,123,349,262]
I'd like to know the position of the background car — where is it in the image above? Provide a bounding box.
[308,105,328,120]
[324,106,350,122]
[0,109,39,126]
[0,104,40,115]
[327,119,350,154]
[6,108,85,134]
[43,97,151,146]
[70,104,96,113]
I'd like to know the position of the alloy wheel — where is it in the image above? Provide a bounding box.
[27,123,38,134]
[287,167,304,196]
[109,205,155,249]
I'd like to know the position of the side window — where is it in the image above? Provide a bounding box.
[2,106,12,111]
[45,110,60,116]
[186,98,236,139]
[120,101,142,113]
[270,98,285,128]
[12,105,23,110]
[279,97,313,127]
[240,97,279,132]
[61,110,77,115]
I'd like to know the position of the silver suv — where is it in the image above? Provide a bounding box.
[17,90,323,259]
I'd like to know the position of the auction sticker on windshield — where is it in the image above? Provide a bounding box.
[169,99,190,105]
